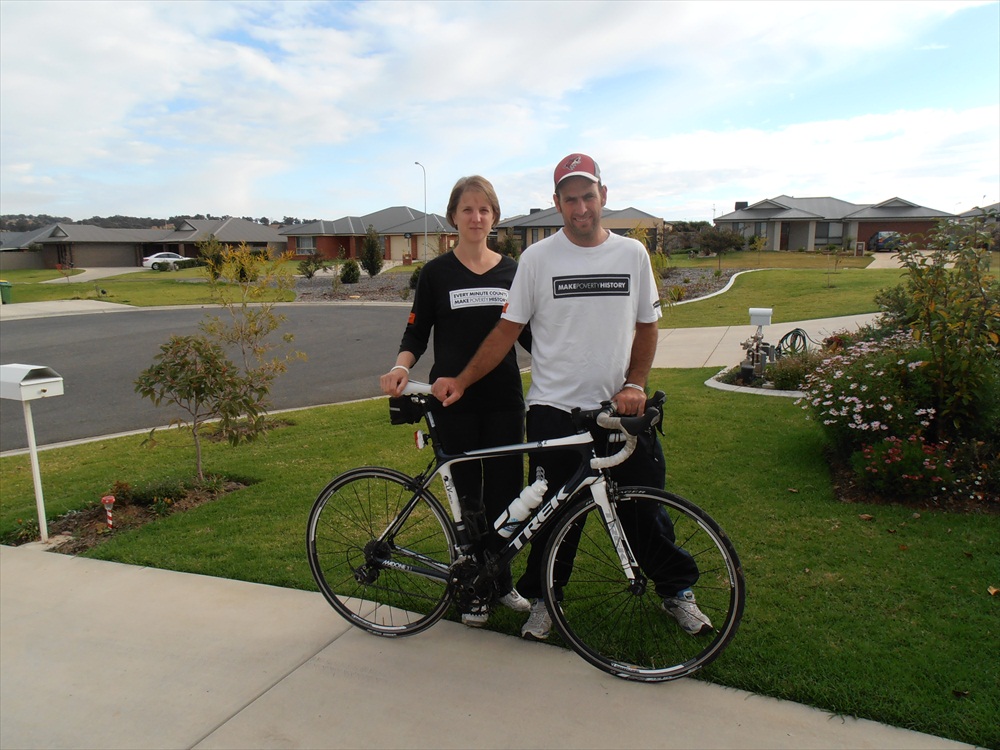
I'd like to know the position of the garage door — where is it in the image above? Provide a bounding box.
[74,244,140,267]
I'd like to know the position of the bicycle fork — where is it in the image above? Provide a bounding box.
[590,478,643,591]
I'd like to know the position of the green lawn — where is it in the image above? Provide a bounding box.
[665,249,874,270]
[1,377,996,747]
[660,268,905,328]
[2,267,293,306]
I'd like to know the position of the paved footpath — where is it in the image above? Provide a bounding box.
[0,545,972,750]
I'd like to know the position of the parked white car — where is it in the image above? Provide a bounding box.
[142,252,187,270]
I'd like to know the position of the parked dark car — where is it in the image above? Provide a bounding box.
[867,231,901,252]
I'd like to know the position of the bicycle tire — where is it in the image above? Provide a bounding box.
[542,487,745,682]
[306,467,457,637]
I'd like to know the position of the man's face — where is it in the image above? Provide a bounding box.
[554,176,607,246]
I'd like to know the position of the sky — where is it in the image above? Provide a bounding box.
[1,0,998,224]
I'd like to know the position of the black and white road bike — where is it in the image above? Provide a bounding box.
[307,381,745,682]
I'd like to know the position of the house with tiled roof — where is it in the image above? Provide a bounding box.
[496,206,666,251]
[714,195,954,253]
[0,217,284,269]
[280,206,456,263]
[156,217,283,255]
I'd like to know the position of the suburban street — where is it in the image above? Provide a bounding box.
[0,303,530,453]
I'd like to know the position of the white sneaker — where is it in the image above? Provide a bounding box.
[461,601,489,628]
[520,599,551,641]
[498,589,531,612]
[662,589,713,635]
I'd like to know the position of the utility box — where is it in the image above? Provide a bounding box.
[0,364,64,401]
[748,307,772,327]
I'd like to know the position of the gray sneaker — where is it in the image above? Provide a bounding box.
[520,599,552,641]
[662,589,713,635]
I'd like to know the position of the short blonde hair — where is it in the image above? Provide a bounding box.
[446,175,501,229]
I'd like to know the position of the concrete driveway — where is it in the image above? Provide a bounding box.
[40,266,147,283]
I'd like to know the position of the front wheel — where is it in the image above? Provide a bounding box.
[542,487,745,682]
[306,467,457,636]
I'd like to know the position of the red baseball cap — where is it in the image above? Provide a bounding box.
[553,153,601,188]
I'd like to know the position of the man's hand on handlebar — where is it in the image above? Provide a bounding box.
[431,377,464,406]
[612,386,646,416]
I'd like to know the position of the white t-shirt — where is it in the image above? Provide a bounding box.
[502,229,662,411]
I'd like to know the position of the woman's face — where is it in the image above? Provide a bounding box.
[454,188,495,243]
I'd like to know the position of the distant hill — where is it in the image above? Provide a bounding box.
[1,214,317,231]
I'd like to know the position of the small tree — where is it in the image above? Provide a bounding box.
[625,222,649,249]
[135,335,265,482]
[895,215,999,440]
[496,233,521,258]
[197,234,227,281]
[699,227,745,272]
[360,224,383,277]
[201,244,302,408]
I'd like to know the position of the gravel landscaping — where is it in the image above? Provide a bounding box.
[293,264,736,303]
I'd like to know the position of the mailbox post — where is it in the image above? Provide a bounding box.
[0,364,64,543]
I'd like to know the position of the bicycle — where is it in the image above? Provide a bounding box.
[306,381,745,682]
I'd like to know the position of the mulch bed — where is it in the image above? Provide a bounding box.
[43,480,247,555]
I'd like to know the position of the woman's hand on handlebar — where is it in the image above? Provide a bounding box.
[380,367,409,397]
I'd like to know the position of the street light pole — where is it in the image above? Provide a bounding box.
[414,161,427,261]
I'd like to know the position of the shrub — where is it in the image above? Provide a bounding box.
[340,259,361,284]
[297,254,328,279]
[799,332,935,455]
[496,233,521,258]
[851,436,955,500]
[359,224,383,277]
[409,265,421,290]
[698,227,745,255]
[894,217,999,441]
[769,350,823,391]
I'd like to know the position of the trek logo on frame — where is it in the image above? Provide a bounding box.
[552,274,630,298]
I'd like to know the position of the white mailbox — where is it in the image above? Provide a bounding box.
[749,307,772,327]
[0,364,64,402]
[0,363,64,544]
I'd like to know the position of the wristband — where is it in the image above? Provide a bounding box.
[622,382,645,393]
[390,365,410,374]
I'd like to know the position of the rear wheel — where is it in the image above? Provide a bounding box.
[307,467,456,636]
[542,487,744,682]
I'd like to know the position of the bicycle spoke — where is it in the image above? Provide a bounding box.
[307,468,456,636]
[544,489,744,682]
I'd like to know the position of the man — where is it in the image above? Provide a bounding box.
[432,153,710,639]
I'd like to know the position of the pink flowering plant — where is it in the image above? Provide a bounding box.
[799,212,999,505]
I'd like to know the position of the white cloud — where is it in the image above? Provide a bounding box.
[0,0,995,220]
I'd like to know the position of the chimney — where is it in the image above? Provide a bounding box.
[529,208,542,214]
[735,201,748,211]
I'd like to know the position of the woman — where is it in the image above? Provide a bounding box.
[380,175,530,627]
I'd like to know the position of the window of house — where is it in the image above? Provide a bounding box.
[815,222,843,245]
[297,236,316,254]
[755,222,768,237]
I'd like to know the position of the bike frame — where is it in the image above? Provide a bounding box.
[379,401,641,592]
